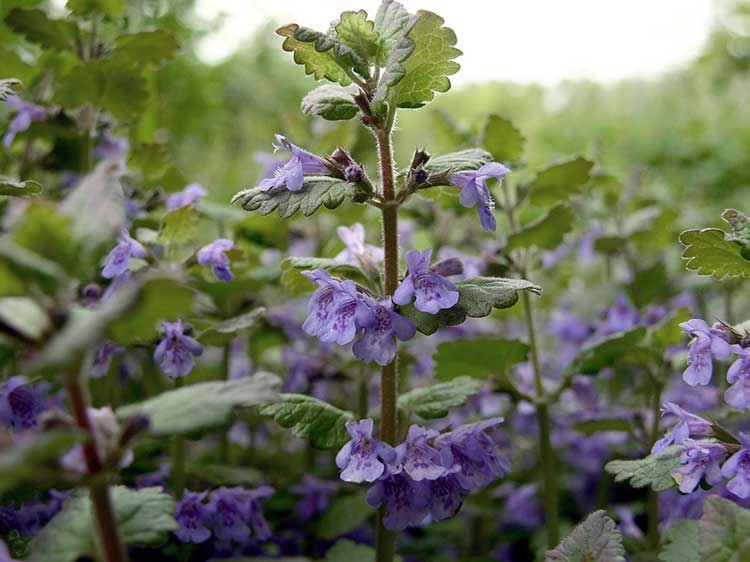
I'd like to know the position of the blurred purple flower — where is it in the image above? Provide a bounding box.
[0,376,45,431]
[95,132,129,169]
[334,223,383,266]
[449,162,510,232]
[680,319,733,386]
[2,95,46,147]
[101,229,146,279]
[197,238,234,281]
[336,419,396,483]
[721,433,750,499]
[352,299,415,366]
[596,294,640,337]
[652,402,713,453]
[154,319,203,378]
[290,476,339,520]
[207,487,249,543]
[428,475,464,522]
[393,249,459,314]
[673,440,728,494]
[175,491,211,544]
[228,337,252,379]
[166,183,207,211]
[366,468,430,531]
[91,341,125,379]
[258,135,329,192]
[725,346,750,409]
[254,151,287,179]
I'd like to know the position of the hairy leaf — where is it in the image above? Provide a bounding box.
[0,78,22,101]
[527,156,594,206]
[301,85,359,120]
[605,445,682,492]
[398,376,482,419]
[723,208,750,247]
[505,203,574,252]
[659,520,700,562]
[29,486,176,562]
[259,394,355,449]
[372,0,418,103]
[117,373,280,435]
[699,496,750,562]
[545,510,625,562]
[4,8,76,50]
[564,326,647,377]
[232,177,354,219]
[424,148,492,174]
[679,228,750,279]
[113,30,180,66]
[317,491,371,540]
[433,338,529,381]
[335,10,380,62]
[481,114,525,164]
[198,308,266,346]
[276,24,355,86]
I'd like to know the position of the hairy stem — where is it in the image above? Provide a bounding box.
[375,126,398,562]
[65,365,128,562]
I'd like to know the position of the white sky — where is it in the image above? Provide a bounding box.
[194,0,717,85]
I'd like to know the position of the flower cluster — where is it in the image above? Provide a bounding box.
[335,418,509,530]
[0,490,69,538]
[174,486,274,545]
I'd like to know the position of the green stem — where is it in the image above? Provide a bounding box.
[647,381,663,547]
[171,378,186,499]
[374,126,399,562]
[65,365,128,562]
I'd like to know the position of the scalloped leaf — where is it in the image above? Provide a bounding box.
[399,276,541,336]
[335,10,380,62]
[424,148,492,174]
[527,156,594,206]
[259,394,355,449]
[0,78,22,101]
[232,177,355,219]
[301,85,359,120]
[4,8,77,51]
[563,326,647,377]
[0,177,42,197]
[481,114,525,164]
[505,203,574,253]
[372,1,418,104]
[659,520,700,562]
[434,338,529,381]
[397,376,482,419]
[605,444,682,492]
[699,496,750,562]
[113,30,180,67]
[722,208,750,247]
[679,228,750,279]
[545,510,625,562]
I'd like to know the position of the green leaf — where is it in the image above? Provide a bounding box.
[564,326,647,377]
[385,10,461,109]
[66,0,124,18]
[198,307,266,346]
[433,338,528,381]
[4,8,76,50]
[276,24,353,86]
[545,510,625,562]
[127,142,169,182]
[0,240,68,293]
[572,418,633,436]
[374,0,417,65]
[399,276,542,336]
[55,58,148,120]
[397,376,482,419]
[659,520,700,562]
[0,177,41,197]
[13,202,79,275]
[60,162,127,253]
[647,307,692,352]
[117,373,280,436]
[699,496,750,562]
[29,486,176,562]
[605,444,682,492]
[481,114,525,164]
[0,78,22,101]
[527,156,594,206]
[281,257,371,293]
[679,228,750,280]
[325,540,375,562]
[0,297,51,342]
[258,393,355,449]
[113,30,180,66]
[158,206,199,260]
[0,429,80,495]
[317,491,372,540]
[505,203,574,252]
[232,176,355,220]
[335,10,380,62]
[723,208,750,247]
[301,85,359,121]
[424,148,492,174]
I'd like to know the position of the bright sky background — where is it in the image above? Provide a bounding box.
[194,0,717,85]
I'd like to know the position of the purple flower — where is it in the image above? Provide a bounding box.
[258,135,329,192]
[725,346,750,409]
[301,270,370,345]
[197,239,234,281]
[435,417,509,492]
[336,419,396,483]
[165,183,207,211]
[101,229,147,279]
[2,95,46,148]
[449,162,510,232]
[301,270,346,338]
[721,433,750,499]
[91,342,125,379]
[290,476,339,521]
[352,299,416,366]
[102,270,132,301]
[672,440,728,494]
[401,425,456,482]
[393,249,459,314]
[495,483,542,530]
[174,491,211,544]
[95,132,129,168]
[334,223,383,266]
[428,475,464,522]
[153,319,203,378]
[366,468,431,531]
[651,402,713,453]
[254,151,287,180]
[228,337,252,379]
[680,319,733,386]
[0,376,45,431]
[207,487,249,543]
[596,294,640,337]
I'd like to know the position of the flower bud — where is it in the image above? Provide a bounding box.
[345,164,364,184]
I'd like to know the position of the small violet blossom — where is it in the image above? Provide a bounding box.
[725,346,750,410]
[153,319,203,378]
[393,249,459,314]
[336,419,396,483]
[290,476,339,520]
[258,135,329,192]
[366,468,431,531]
[401,424,456,482]
[165,183,207,211]
[174,491,211,544]
[352,298,415,367]
[0,376,46,431]
[449,162,510,232]
[672,439,728,494]
[2,95,46,148]
[651,402,713,453]
[721,433,750,498]
[197,239,234,281]
[94,132,129,169]
[101,229,146,280]
[91,341,125,379]
[680,319,733,386]
[334,223,383,266]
